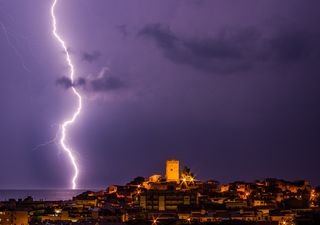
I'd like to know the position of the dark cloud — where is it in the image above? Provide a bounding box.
[82,51,101,63]
[139,24,320,74]
[91,76,124,91]
[56,76,73,89]
[116,24,129,37]
[139,24,259,73]
[55,68,125,92]
[56,76,86,89]
[89,67,125,92]
[266,31,318,63]
[140,24,178,50]
[77,77,86,86]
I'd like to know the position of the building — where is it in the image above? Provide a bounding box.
[0,210,29,225]
[166,160,180,182]
[133,190,198,211]
[149,174,162,183]
[225,199,248,209]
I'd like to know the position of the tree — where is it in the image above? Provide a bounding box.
[129,176,146,185]
[181,166,194,178]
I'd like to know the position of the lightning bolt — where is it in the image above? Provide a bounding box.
[51,0,82,189]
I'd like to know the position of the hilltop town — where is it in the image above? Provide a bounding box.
[0,160,319,225]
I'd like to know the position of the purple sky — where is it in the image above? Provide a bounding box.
[0,0,320,189]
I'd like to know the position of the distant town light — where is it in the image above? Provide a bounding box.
[152,218,158,225]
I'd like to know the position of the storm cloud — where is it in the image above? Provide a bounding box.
[88,67,126,92]
[266,31,319,63]
[56,68,125,92]
[56,76,73,89]
[82,51,101,63]
[139,24,320,74]
[2,0,320,189]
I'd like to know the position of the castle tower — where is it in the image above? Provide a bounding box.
[166,159,180,182]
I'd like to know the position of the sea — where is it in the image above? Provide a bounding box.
[0,189,98,201]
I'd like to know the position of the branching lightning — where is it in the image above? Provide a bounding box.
[31,125,61,152]
[51,0,82,189]
[0,21,30,72]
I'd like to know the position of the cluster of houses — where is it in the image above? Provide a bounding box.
[0,160,319,225]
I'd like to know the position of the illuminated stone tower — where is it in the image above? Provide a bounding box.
[166,159,180,182]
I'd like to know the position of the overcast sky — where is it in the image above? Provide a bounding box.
[0,0,320,189]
